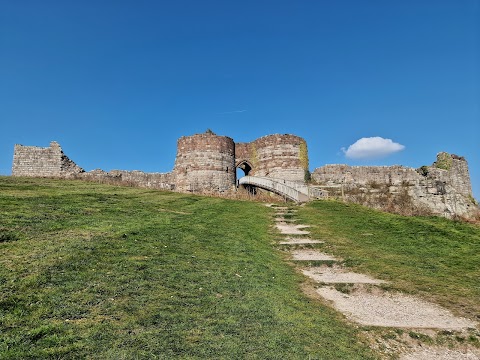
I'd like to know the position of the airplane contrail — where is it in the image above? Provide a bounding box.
[217,110,247,115]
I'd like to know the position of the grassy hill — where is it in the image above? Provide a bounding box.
[0,177,377,359]
[1,177,478,359]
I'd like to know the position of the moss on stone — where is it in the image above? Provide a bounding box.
[299,140,309,170]
[435,153,453,171]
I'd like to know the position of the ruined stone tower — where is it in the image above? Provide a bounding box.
[235,134,309,182]
[173,132,236,192]
[172,132,309,192]
[430,152,472,197]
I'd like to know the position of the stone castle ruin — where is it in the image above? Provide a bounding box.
[11,132,478,218]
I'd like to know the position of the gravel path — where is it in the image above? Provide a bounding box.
[279,238,324,245]
[302,266,386,284]
[291,250,337,261]
[317,286,475,329]
[275,223,310,235]
[400,347,480,360]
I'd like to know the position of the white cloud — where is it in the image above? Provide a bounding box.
[342,137,405,159]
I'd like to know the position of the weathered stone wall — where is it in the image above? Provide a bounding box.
[236,134,308,182]
[12,141,84,178]
[312,164,420,186]
[81,169,174,190]
[174,133,235,192]
[312,153,477,218]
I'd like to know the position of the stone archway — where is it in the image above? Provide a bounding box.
[235,160,253,178]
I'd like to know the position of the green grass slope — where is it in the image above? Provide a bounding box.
[298,201,480,321]
[0,177,377,359]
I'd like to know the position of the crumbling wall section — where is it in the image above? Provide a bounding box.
[312,153,477,218]
[430,152,472,196]
[12,141,84,178]
[174,133,235,193]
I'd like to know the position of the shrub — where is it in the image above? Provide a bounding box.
[304,169,311,182]
[417,165,429,177]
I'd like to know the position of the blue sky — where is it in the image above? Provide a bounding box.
[1,1,479,198]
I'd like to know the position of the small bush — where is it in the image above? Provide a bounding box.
[304,169,311,182]
[417,165,429,177]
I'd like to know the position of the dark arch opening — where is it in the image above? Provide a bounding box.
[235,160,254,193]
[235,160,252,178]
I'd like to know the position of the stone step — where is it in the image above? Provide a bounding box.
[291,250,337,261]
[302,266,386,284]
[279,238,324,245]
[275,217,297,223]
[317,286,476,330]
[274,210,298,214]
[276,223,310,235]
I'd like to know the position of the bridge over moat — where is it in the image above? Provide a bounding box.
[238,176,326,203]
